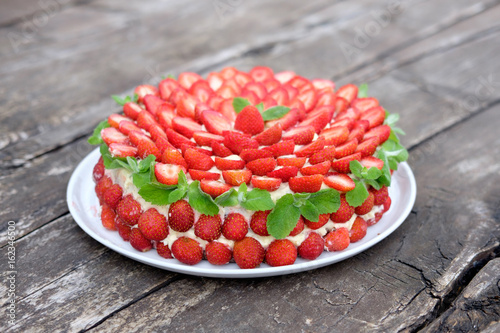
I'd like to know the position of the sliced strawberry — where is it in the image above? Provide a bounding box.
[223,131,259,154]
[337,106,361,121]
[355,136,380,157]
[297,89,318,112]
[221,78,242,96]
[193,131,224,147]
[276,156,306,168]
[268,87,289,106]
[243,82,267,100]
[371,186,389,206]
[335,138,358,159]
[300,160,331,176]
[312,79,335,92]
[217,99,237,123]
[200,180,232,198]
[134,85,158,103]
[162,148,188,168]
[354,119,370,131]
[220,67,238,79]
[289,174,323,193]
[274,71,296,84]
[123,102,143,120]
[234,105,264,135]
[178,72,203,90]
[266,108,299,130]
[118,120,141,135]
[323,172,356,191]
[214,156,246,170]
[246,157,277,176]
[360,106,385,129]
[347,125,365,143]
[109,143,137,158]
[239,89,260,105]
[222,169,252,186]
[266,166,299,182]
[189,169,221,181]
[306,105,335,121]
[282,125,315,145]
[308,146,336,165]
[239,148,274,163]
[331,153,362,173]
[360,156,384,170]
[263,79,281,93]
[336,84,358,103]
[172,117,203,138]
[189,80,214,103]
[157,105,176,129]
[128,130,150,147]
[295,137,326,157]
[250,66,274,82]
[201,109,232,135]
[234,71,253,87]
[194,102,211,122]
[316,91,336,107]
[352,97,379,113]
[282,84,299,101]
[155,163,186,185]
[176,94,198,119]
[184,148,214,171]
[261,96,277,110]
[253,123,282,146]
[211,141,233,158]
[159,78,180,100]
[334,96,349,114]
[216,84,238,99]
[320,126,349,146]
[207,72,224,92]
[108,114,131,128]
[166,128,196,149]
[136,110,158,131]
[207,94,224,111]
[143,95,165,116]
[330,117,355,130]
[155,136,174,154]
[101,127,129,146]
[330,194,355,223]
[148,124,167,142]
[288,76,311,91]
[364,124,391,144]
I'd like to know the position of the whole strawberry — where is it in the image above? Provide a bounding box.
[156,242,173,259]
[100,204,117,231]
[129,228,153,252]
[324,228,350,251]
[234,105,264,135]
[93,157,105,182]
[116,217,132,241]
[298,232,324,260]
[233,237,265,269]
[354,192,375,215]
[250,210,271,236]
[304,214,330,230]
[95,176,113,202]
[194,214,222,242]
[205,241,232,265]
[371,186,389,206]
[168,200,194,232]
[222,213,248,241]
[103,184,123,210]
[349,217,368,243]
[116,195,142,226]
[138,208,169,241]
[171,237,203,265]
[289,216,305,237]
[265,239,297,267]
[330,194,355,223]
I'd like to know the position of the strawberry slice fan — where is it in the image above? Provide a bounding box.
[88,66,409,269]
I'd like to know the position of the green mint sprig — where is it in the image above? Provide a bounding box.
[231,97,290,120]
[213,183,275,211]
[111,93,139,106]
[88,120,110,145]
[358,83,369,98]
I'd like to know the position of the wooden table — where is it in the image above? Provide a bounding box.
[1,0,500,331]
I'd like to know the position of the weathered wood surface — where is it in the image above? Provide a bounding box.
[1,0,499,332]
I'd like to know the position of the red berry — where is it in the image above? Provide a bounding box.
[116,218,132,241]
[168,200,194,232]
[205,241,232,265]
[246,157,277,176]
[194,214,222,242]
[265,239,297,267]
[330,194,355,223]
[383,196,392,212]
[300,160,331,176]
[116,195,142,226]
[325,228,350,252]
[250,176,282,191]
[298,232,324,260]
[289,174,323,193]
[103,184,123,210]
[304,213,330,230]
[263,139,295,158]
[188,169,221,181]
[239,149,274,163]
[138,208,169,241]
[323,172,356,192]
[222,213,248,241]
[222,170,252,186]
[250,210,271,236]
[295,137,326,158]
[266,166,298,183]
[155,163,187,186]
[129,228,153,252]
[215,156,246,170]
[156,242,173,259]
[200,180,232,198]
[171,237,203,265]
[349,217,367,243]
[371,186,389,205]
[234,105,264,135]
[289,216,305,236]
[276,156,306,168]
[184,148,214,171]
[354,192,375,215]
[95,176,113,202]
[282,125,315,145]
[254,123,282,146]
[100,204,117,231]
[93,157,104,183]
[233,237,265,269]
[161,148,188,168]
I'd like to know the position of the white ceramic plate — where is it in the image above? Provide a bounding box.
[67,148,417,278]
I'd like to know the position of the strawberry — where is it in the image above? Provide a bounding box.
[336,84,358,103]
[316,91,336,107]
[320,126,349,146]
[251,176,282,191]
[263,140,295,157]
[297,89,318,112]
[157,105,176,129]
[136,110,158,131]
[323,172,356,192]
[103,184,123,210]
[129,131,160,160]
[171,237,203,265]
[289,76,311,90]
[233,237,265,269]
[216,85,238,99]
[239,148,274,163]
[176,95,198,119]
[222,213,249,241]
[367,213,383,227]
[312,78,335,92]
[360,156,384,170]
[207,94,224,111]
[108,114,131,128]
[129,228,153,252]
[304,213,330,230]
[250,66,274,82]
[268,87,290,106]
[211,141,233,157]
[234,105,265,135]
[184,148,214,171]
[282,84,299,102]
[108,143,137,158]
[166,128,196,149]
[330,194,355,223]
[239,89,260,105]
[194,214,222,241]
[330,117,354,130]
[352,97,379,113]
[138,208,169,241]
[182,144,213,158]
[282,125,315,145]
[360,106,385,129]
[200,180,232,198]
[194,103,212,122]
[354,119,370,132]
[123,102,143,120]
[308,146,336,165]
[205,242,232,265]
[355,191,375,215]
[116,195,142,226]
[266,166,298,182]
[101,127,129,146]
[347,125,365,143]
[331,153,362,173]
[100,204,117,231]
[178,72,203,90]
[116,218,132,241]
[172,117,203,138]
[298,232,324,260]
[334,96,349,114]
[92,157,104,182]
[300,160,331,176]
[276,156,306,168]
[275,71,296,84]
[289,174,323,193]
[222,169,252,186]
[364,125,391,144]
[168,200,195,232]
[383,196,392,212]
[217,99,237,123]
[162,148,188,168]
[254,123,282,146]
[355,136,380,157]
[189,80,215,103]
[188,169,221,181]
[155,163,187,185]
[148,124,167,142]
[289,216,305,236]
[118,120,142,135]
[266,108,299,130]
[223,131,259,154]
[295,137,326,157]
[246,157,277,176]
[298,107,330,132]
[156,242,173,259]
[335,138,358,159]
[220,67,238,79]
[261,96,277,110]
[214,156,246,170]
[250,210,271,236]
[371,186,389,205]
[349,217,368,243]
[306,105,335,122]
[95,176,113,202]
[134,84,159,103]
[159,78,181,100]
[143,95,165,116]
[193,131,224,147]
[338,107,361,121]
[325,228,350,252]
[265,239,297,267]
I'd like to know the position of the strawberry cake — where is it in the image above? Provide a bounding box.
[89,66,408,269]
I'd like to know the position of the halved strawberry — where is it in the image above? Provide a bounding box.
[207,94,224,111]
[155,163,187,185]
[289,174,323,193]
[282,84,299,101]
[189,80,215,103]
[295,137,326,157]
[184,148,214,171]
[131,132,161,160]
[246,157,277,176]
[178,72,203,90]
[282,125,315,145]
[288,76,311,91]
[172,117,203,138]
[211,141,233,157]
[360,156,384,170]
[334,96,349,114]
[353,119,370,131]
[320,126,349,146]
[216,84,238,99]
[239,89,260,105]
[261,96,277,110]
[222,169,252,186]
[159,78,180,100]
[207,72,224,91]
[214,156,246,170]
[109,143,137,158]
[166,128,196,149]
[316,91,336,107]
[193,131,224,147]
[234,105,264,135]
[336,84,358,103]
[250,66,274,82]
[330,117,354,130]
[118,120,141,135]
[154,136,174,154]
[101,127,129,146]
[217,99,237,123]
[222,78,242,96]
[297,90,319,116]
[200,180,232,198]
[300,160,331,176]
[335,138,358,159]
[308,146,336,165]
[223,131,259,154]
[194,102,212,122]
[347,125,365,143]
[360,106,385,129]
[263,79,281,93]
[364,125,391,144]
[275,71,296,84]
[148,124,167,142]
[266,166,299,182]
[323,172,355,191]
[136,110,158,131]
[157,105,176,129]
[266,108,299,130]
[304,213,330,230]
[123,102,143,120]
[143,95,165,116]
[352,97,379,113]
[220,67,238,79]
[254,123,282,146]
[330,152,362,173]
[355,136,380,157]
[312,78,335,92]
[234,71,253,87]
[162,148,188,168]
[134,84,159,103]
[189,169,221,181]
[176,94,198,119]
[200,110,232,135]
[268,87,289,106]
[239,149,274,163]
[305,105,334,122]
[276,156,307,168]
[108,114,131,128]
[243,82,267,100]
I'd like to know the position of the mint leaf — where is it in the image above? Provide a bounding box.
[168,170,188,203]
[350,160,363,178]
[187,181,219,216]
[261,106,290,121]
[138,184,174,205]
[100,143,126,169]
[361,166,382,180]
[308,189,341,214]
[346,179,369,207]
[240,188,275,211]
[169,188,187,203]
[215,188,239,207]
[364,179,382,190]
[232,97,251,113]
[255,102,264,113]
[267,194,301,239]
[132,93,139,103]
[376,149,392,186]
[112,95,126,106]
[138,155,156,172]
[126,157,139,173]
[132,171,151,189]
[358,83,368,98]
[384,113,399,126]
[88,120,110,145]
[299,200,320,222]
